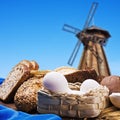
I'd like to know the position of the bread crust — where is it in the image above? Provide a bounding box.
[0,59,39,103]
[14,77,43,113]
[0,64,30,102]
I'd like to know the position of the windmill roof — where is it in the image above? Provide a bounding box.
[85,25,111,38]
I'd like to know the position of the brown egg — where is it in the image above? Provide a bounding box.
[100,75,120,94]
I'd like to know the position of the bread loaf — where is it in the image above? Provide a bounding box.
[0,64,30,102]
[14,77,43,113]
[0,60,39,102]
[55,66,98,83]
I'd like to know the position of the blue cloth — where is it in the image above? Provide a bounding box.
[0,78,4,84]
[0,78,62,120]
[0,105,61,120]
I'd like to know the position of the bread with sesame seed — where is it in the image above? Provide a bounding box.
[14,77,43,113]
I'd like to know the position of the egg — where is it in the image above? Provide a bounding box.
[109,93,120,108]
[43,71,71,93]
[43,72,99,95]
[43,71,83,95]
[80,79,100,93]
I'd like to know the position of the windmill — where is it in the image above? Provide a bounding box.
[63,2,111,80]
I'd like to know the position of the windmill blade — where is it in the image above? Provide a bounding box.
[83,2,98,29]
[63,24,81,34]
[68,40,81,66]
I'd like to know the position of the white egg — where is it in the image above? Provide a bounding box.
[109,93,120,108]
[43,71,91,95]
[80,79,100,93]
[43,71,71,93]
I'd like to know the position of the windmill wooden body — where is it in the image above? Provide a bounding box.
[63,2,111,80]
[77,26,111,80]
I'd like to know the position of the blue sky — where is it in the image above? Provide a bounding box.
[0,0,120,77]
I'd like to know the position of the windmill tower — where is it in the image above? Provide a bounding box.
[63,2,111,80]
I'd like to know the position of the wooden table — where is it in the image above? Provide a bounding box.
[0,101,16,110]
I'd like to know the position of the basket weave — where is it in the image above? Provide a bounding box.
[37,82,109,118]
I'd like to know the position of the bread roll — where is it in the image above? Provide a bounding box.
[101,75,120,94]
[18,60,33,70]
[0,64,30,102]
[16,60,39,70]
[14,77,43,113]
[30,60,39,70]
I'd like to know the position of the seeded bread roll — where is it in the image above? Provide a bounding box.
[0,64,30,102]
[55,66,98,83]
[14,77,43,113]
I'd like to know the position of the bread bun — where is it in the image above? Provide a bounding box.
[14,77,43,113]
[17,60,39,71]
[18,60,33,70]
[30,60,39,70]
[101,75,120,94]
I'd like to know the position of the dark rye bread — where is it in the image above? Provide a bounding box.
[0,64,30,102]
[55,66,98,83]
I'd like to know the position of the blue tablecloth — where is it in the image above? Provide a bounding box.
[0,78,4,84]
[0,78,61,120]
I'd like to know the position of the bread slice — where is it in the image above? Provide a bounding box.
[55,66,98,83]
[0,64,30,102]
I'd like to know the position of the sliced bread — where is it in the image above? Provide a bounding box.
[55,66,98,83]
[0,64,30,102]
[0,60,39,102]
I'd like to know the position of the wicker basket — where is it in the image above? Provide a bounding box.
[37,82,109,118]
